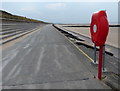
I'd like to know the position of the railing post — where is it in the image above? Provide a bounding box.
[93,44,98,64]
[98,45,103,80]
[102,45,107,72]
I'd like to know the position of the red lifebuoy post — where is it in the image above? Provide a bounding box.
[90,10,109,80]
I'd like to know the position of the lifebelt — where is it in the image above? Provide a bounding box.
[90,10,109,46]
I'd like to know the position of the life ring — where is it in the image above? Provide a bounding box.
[90,10,109,46]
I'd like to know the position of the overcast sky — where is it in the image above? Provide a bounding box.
[1,2,118,24]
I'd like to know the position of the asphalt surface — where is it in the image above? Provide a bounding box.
[2,24,111,89]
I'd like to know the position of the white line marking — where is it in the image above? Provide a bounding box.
[54,59,62,70]
[34,46,45,75]
[1,51,19,72]
[12,66,21,79]
[24,44,30,49]
[2,48,18,61]
[25,48,32,55]
[54,45,62,69]
[5,60,21,81]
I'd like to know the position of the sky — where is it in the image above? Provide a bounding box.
[1,2,118,24]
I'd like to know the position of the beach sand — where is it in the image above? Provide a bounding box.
[58,25,119,48]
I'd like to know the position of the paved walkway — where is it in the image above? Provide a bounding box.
[2,25,110,89]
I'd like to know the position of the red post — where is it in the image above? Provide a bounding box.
[98,45,103,80]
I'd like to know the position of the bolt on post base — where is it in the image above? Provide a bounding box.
[92,61,98,64]
[102,68,107,73]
